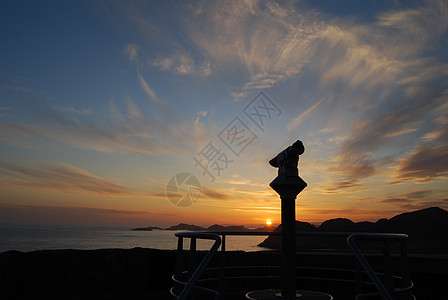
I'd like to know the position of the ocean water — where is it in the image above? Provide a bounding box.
[0,224,269,253]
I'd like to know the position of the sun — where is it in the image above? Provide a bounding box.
[266,220,272,225]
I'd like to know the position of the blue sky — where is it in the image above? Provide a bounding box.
[1,0,447,227]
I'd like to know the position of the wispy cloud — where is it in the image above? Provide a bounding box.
[393,145,448,183]
[0,105,8,118]
[323,150,376,192]
[321,0,448,189]
[378,188,448,210]
[56,106,94,115]
[0,162,133,195]
[376,0,448,56]
[153,51,212,76]
[317,180,366,194]
[0,203,174,226]
[379,189,434,206]
[186,0,322,97]
[137,67,160,103]
[302,207,404,222]
[124,43,139,62]
[224,174,265,187]
[287,98,325,131]
[0,204,149,215]
[329,84,448,187]
[183,0,448,102]
[116,0,448,108]
[0,97,208,155]
[123,42,161,103]
[201,187,230,200]
[0,82,53,100]
[232,206,280,212]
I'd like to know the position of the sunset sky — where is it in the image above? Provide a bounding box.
[1,0,447,227]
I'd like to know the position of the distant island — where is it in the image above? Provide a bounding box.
[131,223,273,232]
[131,226,162,231]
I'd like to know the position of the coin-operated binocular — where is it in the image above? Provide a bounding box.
[268,140,307,299]
[269,140,307,197]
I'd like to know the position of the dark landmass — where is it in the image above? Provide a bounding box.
[206,224,274,232]
[165,223,207,231]
[259,207,448,253]
[0,248,446,299]
[131,226,162,231]
[160,223,274,232]
[143,207,448,253]
[208,224,249,231]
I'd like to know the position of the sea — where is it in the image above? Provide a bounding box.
[0,224,269,253]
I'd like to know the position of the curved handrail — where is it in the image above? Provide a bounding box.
[347,233,409,300]
[172,232,221,300]
[171,231,414,300]
[171,273,220,298]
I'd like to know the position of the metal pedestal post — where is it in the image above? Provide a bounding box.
[246,140,333,300]
[280,195,297,299]
[269,175,306,299]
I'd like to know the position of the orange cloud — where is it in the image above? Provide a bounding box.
[393,145,448,183]
[201,187,231,200]
[0,204,174,227]
[0,162,133,195]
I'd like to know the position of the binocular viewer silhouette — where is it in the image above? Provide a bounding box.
[269,140,304,172]
[269,140,307,197]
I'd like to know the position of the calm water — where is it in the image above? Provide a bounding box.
[0,224,269,253]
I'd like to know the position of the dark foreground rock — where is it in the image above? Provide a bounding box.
[0,248,447,299]
[0,248,176,299]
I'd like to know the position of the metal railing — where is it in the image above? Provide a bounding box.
[170,231,415,300]
[171,232,221,300]
[348,233,414,300]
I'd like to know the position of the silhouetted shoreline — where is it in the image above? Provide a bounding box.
[131,223,274,232]
[132,207,448,253]
[260,207,448,253]
[2,207,447,298]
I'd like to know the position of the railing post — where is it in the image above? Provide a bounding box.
[172,231,412,300]
[174,237,184,299]
[348,234,393,300]
[176,236,184,275]
[400,240,412,299]
[354,256,363,296]
[383,240,394,298]
[219,234,226,300]
[176,233,221,300]
[188,237,197,299]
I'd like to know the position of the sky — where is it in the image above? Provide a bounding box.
[1,0,447,228]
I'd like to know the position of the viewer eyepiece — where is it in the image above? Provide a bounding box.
[269,140,304,169]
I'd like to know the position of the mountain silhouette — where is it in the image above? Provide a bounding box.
[386,207,448,237]
[319,218,357,232]
[165,223,206,231]
[163,223,274,232]
[259,207,448,253]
